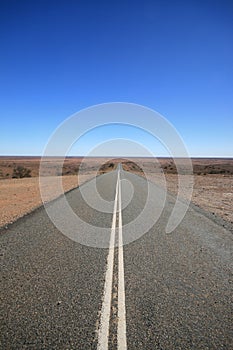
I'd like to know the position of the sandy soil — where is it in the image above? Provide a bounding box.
[0,174,95,228]
[146,174,233,224]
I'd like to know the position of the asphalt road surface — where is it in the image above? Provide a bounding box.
[1,165,232,349]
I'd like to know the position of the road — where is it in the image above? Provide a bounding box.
[1,164,232,349]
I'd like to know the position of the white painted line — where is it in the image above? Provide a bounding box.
[97,171,119,350]
[97,166,127,349]
[117,169,127,350]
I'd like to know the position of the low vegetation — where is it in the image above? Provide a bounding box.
[0,157,232,179]
[98,161,116,174]
[12,166,31,178]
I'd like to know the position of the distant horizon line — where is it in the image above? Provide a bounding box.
[0,155,233,160]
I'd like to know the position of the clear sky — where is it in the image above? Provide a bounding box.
[1,0,232,157]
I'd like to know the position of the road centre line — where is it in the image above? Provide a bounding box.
[97,170,119,349]
[117,169,127,349]
[97,167,127,349]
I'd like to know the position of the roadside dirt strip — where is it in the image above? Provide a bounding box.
[0,174,95,228]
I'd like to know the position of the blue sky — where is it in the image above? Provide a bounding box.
[0,0,232,157]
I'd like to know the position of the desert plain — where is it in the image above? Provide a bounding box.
[0,156,232,230]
